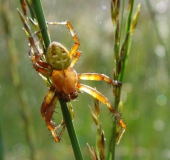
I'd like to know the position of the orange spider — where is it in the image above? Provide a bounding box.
[18,10,126,144]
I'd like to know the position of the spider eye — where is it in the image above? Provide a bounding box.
[46,42,71,70]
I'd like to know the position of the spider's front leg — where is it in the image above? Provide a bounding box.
[41,86,65,142]
[47,21,80,57]
[70,50,81,68]
[78,73,122,87]
[76,83,126,144]
[18,10,46,66]
[27,36,53,77]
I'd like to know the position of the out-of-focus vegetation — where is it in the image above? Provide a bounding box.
[0,0,169,160]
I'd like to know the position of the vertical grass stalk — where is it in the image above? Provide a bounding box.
[108,0,140,159]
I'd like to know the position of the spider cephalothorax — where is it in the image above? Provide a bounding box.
[46,42,72,70]
[18,10,126,144]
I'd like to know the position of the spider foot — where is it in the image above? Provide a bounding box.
[112,80,122,87]
[115,118,126,145]
[50,120,66,142]
[116,127,126,145]
[51,130,61,142]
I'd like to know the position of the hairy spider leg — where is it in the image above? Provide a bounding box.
[76,83,126,144]
[54,119,66,140]
[27,36,52,77]
[41,87,65,142]
[28,17,46,51]
[70,50,81,68]
[18,10,51,73]
[78,73,122,87]
[28,37,42,60]
[18,9,42,53]
[47,21,80,58]
[18,9,46,52]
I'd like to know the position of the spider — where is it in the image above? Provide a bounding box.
[18,10,126,144]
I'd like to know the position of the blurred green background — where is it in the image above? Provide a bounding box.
[0,0,169,160]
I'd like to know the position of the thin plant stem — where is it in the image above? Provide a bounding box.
[107,121,116,160]
[31,0,51,48]
[119,0,126,46]
[108,0,140,159]
[30,1,83,159]
[119,0,134,82]
[60,101,83,160]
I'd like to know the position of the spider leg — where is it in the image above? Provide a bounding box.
[28,36,43,61]
[18,9,41,58]
[47,21,80,57]
[76,83,126,144]
[41,87,65,142]
[54,119,66,140]
[78,73,122,87]
[18,10,50,70]
[31,61,52,77]
[70,50,81,68]
[28,36,52,77]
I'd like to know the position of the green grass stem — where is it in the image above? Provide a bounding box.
[119,0,134,82]
[108,1,140,159]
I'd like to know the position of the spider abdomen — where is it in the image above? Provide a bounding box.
[46,42,71,70]
[51,67,78,101]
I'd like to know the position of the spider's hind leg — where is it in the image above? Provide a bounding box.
[78,73,122,87]
[41,86,65,142]
[77,83,126,144]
